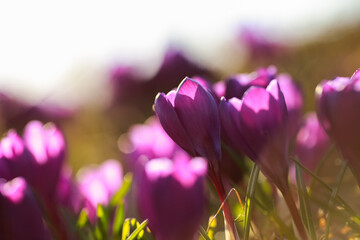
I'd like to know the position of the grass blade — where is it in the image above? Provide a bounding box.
[111,173,133,207]
[199,226,212,240]
[292,158,359,220]
[243,164,260,240]
[295,162,316,240]
[126,219,148,240]
[324,161,347,240]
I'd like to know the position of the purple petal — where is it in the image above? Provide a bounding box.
[174,77,221,163]
[154,92,195,155]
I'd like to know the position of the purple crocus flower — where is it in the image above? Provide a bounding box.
[155,77,240,239]
[23,120,66,199]
[154,77,221,170]
[0,130,35,181]
[0,177,50,240]
[217,67,303,141]
[289,113,330,184]
[219,79,289,187]
[136,153,207,240]
[316,69,360,184]
[219,79,307,238]
[119,116,182,169]
[77,159,123,222]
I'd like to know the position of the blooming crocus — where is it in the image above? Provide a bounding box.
[316,69,360,184]
[136,153,207,240]
[219,79,307,239]
[289,113,330,184]
[23,120,66,199]
[0,177,50,240]
[77,159,123,222]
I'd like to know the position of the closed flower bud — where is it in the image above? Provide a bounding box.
[23,120,66,199]
[154,77,221,172]
[137,154,207,240]
[316,70,360,184]
[289,113,330,183]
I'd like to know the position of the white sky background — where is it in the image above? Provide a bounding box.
[0,0,359,107]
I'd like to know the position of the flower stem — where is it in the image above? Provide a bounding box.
[209,170,239,240]
[280,186,308,240]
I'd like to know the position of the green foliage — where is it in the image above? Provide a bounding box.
[243,164,260,240]
[295,162,317,240]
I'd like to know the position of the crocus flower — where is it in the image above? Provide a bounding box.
[216,67,303,140]
[219,79,288,188]
[119,116,182,169]
[0,177,50,240]
[136,153,207,240]
[77,159,123,222]
[154,77,221,171]
[154,77,239,239]
[289,113,330,184]
[316,69,360,184]
[0,130,35,181]
[219,79,307,239]
[23,120,66,199]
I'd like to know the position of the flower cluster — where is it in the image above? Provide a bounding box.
[1,66,360,240]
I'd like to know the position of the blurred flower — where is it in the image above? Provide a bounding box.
[77,159,123,222]
[316,69,360,184]
[23,120,66,199]
[278,74,303,138]
[119,116,182,170]
[108,48,213,128]
[239,26,290,62]
[0,177,50,240]
[0,92,74,131]
[219,79,289,189]
[0,130,35,181]
[56,166,82,214]
[136,153,207,240]
[289,113,330,184]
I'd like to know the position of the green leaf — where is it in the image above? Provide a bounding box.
[295,162,316,240]
[126,219,148,240]
[122,218,151,240]
[77,209,89,229]
[95,204,109,240]
[243,164,260,240]
[293,158,359,220]
[111,173,133,207]
[112,202,125,236]
[324,161,347,240]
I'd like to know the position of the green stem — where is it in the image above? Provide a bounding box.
[244,164,260,240]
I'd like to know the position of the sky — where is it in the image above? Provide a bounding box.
[0,0,359,107]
